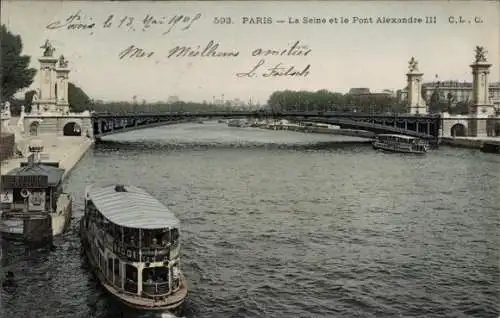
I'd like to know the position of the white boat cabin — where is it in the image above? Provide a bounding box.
[0,161,66,218]
[82,184,183,299]
[373,134,429,153]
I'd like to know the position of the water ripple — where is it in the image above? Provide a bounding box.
[1,124,499,318]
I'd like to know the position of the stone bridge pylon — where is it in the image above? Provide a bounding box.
[22,40,92,138]
[441,46,498,137]
[406,56,428,115]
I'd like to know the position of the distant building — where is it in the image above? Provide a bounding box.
[347,88,394,98]
[397,81,500,110]
[348,88,371,95]
[167,96,179,104]
[229,98,245,107]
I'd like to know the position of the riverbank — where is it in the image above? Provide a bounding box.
[440,136,500,153]
[0,135,93,180]
[259,123,375,139]
[261,122,500,152]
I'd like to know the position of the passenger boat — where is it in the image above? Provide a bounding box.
[80,184,188,311]
[372,134,429,154]
[228,119,244,127]
[0,145,72,242]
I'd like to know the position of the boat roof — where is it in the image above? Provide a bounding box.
[4,163,65,187]
[377,134,417,140]
[86,184,180,230]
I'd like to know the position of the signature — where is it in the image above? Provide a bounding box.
[236,59,311,78]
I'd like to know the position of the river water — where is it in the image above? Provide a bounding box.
[1,122,499,318]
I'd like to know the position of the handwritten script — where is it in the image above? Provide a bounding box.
[46,10,311,79]
[46,10,202,35]
[236,41,311,78]
[117,40,312,78]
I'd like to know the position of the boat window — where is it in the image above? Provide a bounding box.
[142,266,169,284]
[142,229,171,247]
[170,263,181,290]
[124,264,138,293]
[125,264,137,281]
[123,227,139,247]
[114,258,120,276]
[11,189,23,203]
[103,218,110,231]
[141,229,153,246]
[107,258,113,277]
[86,200,95,215]
[108,223,119,239]
[96,212,104,229]
[171,229,179,243]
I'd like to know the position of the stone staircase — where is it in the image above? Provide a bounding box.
[37,118,59,134]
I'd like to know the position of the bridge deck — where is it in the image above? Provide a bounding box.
[91,111,441,142]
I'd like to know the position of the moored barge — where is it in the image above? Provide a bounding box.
[80,184,188,311]
[0,145,72,242]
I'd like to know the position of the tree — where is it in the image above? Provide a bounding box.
[68,82,91,112]
[1,25,37,101]
[428,90,448,114]
[266,89,402,113]
[24,89,36,113]
[454,101,470,115]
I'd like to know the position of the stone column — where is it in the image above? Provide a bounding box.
[406,57,428,115]
[55,62,70,114]
[38,55,58,112]
[468,46,495,137]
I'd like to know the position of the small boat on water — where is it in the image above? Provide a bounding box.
[373,134,429,154]
[80,184,188,311]
[0,144,72,242]
[227,119,244,127]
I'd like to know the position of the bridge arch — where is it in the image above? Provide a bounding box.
[29,121,41,136]
[450,123,467,137]
[63,121,82,136]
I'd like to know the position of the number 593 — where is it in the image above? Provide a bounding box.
[213,17,232,24]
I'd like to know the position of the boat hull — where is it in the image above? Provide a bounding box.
[80,225,188,311]
[0,202,72,242]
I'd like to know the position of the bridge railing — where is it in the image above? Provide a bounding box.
[92,110,442,119]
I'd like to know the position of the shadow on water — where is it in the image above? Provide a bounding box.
[1,232,187,318]
[3,124,498,317]
[94,139,372,152]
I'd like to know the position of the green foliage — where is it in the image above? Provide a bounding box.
[92,100,231,114]
[7,98,24,116]
[1,25,37,101]
[454,101,470,115]
[68,82,91,112]
[427,90,471,114]
[24,89,36,113]
[267,89,405,113]
[427,91,449,113]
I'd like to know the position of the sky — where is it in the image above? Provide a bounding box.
[1,0,499,104]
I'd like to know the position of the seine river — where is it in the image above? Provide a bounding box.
[1,122,499,318]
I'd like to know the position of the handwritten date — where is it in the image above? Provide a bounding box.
[46,10,202,35]
[46,10,96,31]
